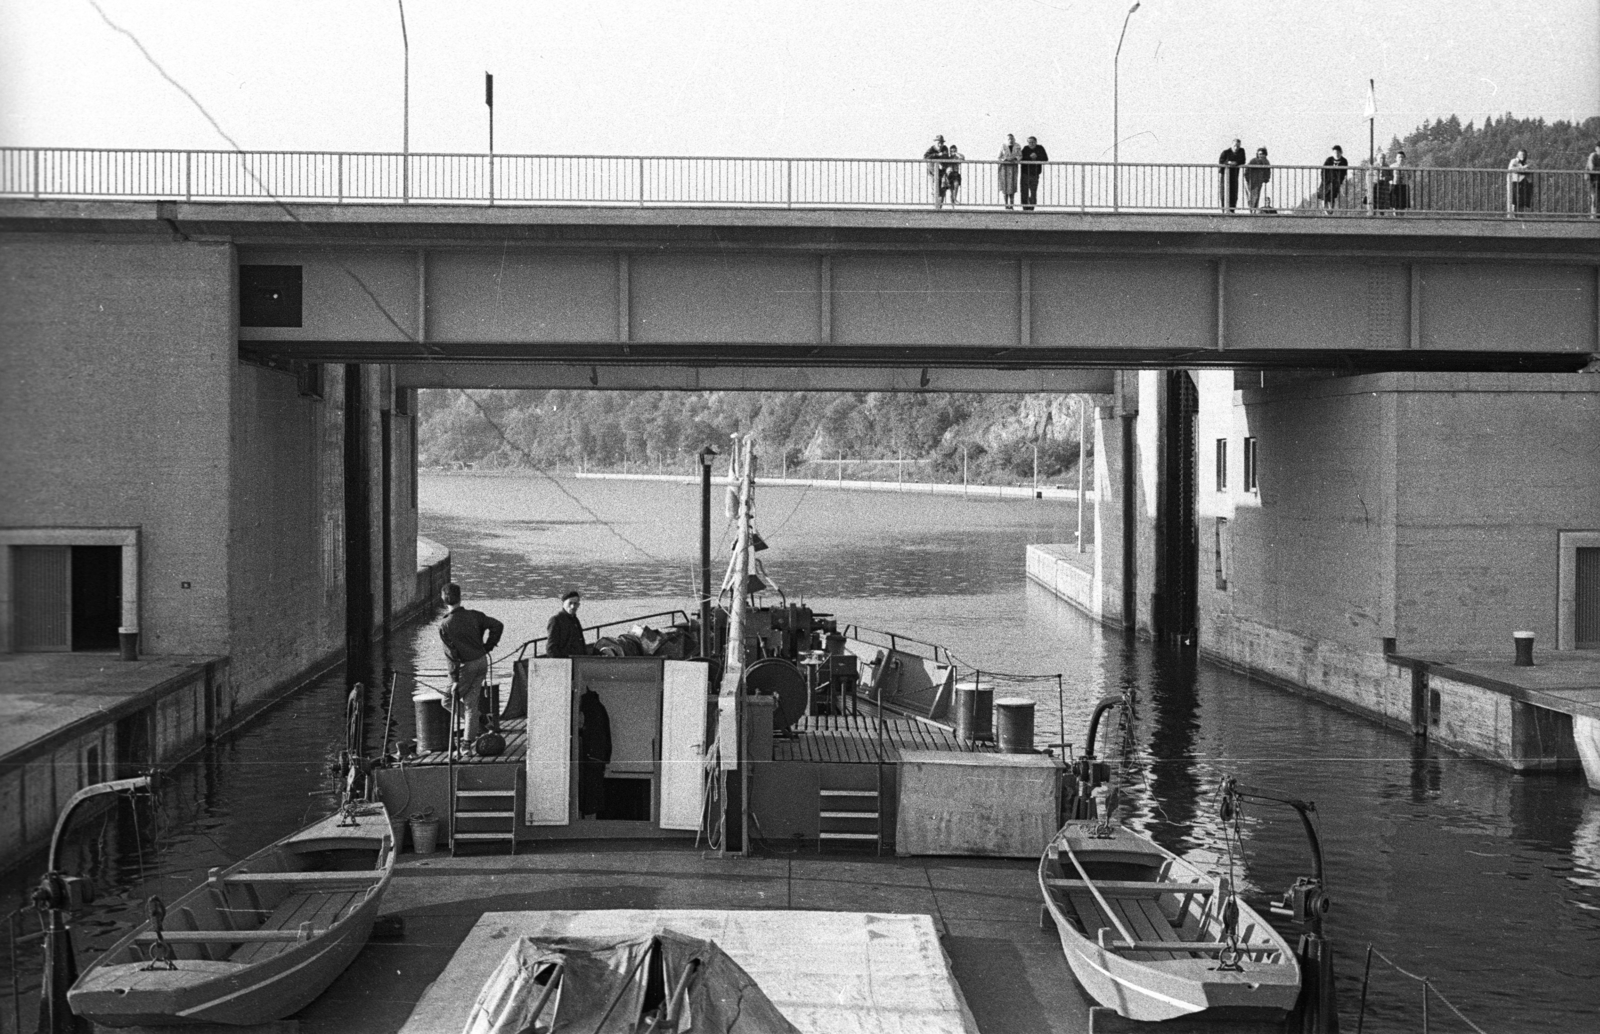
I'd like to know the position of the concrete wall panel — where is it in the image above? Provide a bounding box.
[237,248,417,343]
[631,253,817,343]
[832,255,1017,346]
[1418,264,1596,353]
[1226,260,1408,352]
[1032,259,1213,350]
[229,362,347,700]
[427,251,617,343]
[0,238,234,655]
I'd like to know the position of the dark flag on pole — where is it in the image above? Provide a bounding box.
[485,72,494,108]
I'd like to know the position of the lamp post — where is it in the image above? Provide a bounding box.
[397,0,409,202]
[1112,1,1141,210]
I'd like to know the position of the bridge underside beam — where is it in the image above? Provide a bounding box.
[387,362,1118,392]
[243,340,1591,376]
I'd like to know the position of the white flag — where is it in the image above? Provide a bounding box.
[1363,79,1377,121]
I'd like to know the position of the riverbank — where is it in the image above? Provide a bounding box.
[573,470,1095,501]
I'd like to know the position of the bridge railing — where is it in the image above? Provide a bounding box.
[1,147,1594,219]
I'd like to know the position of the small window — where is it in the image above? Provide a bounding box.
[1214,517,1229,590]
[1243,437,1259,492]
[296,362,323,399]
[1215,439,1228,491]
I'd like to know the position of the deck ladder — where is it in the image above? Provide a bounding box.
[817,782,882,854]
[451,767,519,856]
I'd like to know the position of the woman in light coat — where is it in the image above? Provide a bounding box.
[997,134,1022,209]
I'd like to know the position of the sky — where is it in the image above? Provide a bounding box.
[1,1,1596,167]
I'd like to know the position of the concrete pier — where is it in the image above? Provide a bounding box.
[0,653,224,870]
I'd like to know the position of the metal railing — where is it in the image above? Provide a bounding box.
[2,147,1596,220]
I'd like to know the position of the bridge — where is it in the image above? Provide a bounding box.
[3,148,1596,393]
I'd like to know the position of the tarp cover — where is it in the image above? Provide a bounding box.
[462,931,800,1034]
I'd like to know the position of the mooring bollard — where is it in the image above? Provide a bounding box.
[118,625,139,661]
[1513,631,1535,667]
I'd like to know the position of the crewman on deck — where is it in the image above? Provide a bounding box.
[438,583,504,745]
[546,589,592,658]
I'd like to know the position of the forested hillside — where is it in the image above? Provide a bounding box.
[418,389,1093,484]
[1387,113,1599,168]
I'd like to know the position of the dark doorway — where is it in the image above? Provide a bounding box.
[1577,547,1600,649]
[601,777,652,821]
[72,545,122,651]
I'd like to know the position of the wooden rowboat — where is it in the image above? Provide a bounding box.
[69,802,394,1027]
[1039,819,1301,1023]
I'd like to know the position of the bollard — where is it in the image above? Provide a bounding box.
[1513,631,1535,667]
[953,683,994,743]
[118,626,139,661]
[995,697,1036,753]
[413,689,450,753]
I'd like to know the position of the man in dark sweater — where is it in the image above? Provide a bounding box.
[545,589,591,658]
[1219,138,1247,212]
[438,583,504,744]
[1019,136,1049,210]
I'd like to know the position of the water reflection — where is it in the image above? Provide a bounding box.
[4,472,1598,1033]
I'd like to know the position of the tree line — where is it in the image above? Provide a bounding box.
[418,389,1092,484]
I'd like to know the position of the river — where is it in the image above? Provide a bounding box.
[4,470,1598,1032]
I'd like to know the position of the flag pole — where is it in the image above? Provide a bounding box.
[485,72,495,204]
[1366,78,1376,165]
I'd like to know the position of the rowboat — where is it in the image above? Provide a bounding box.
[69,801,394,1027]
[1038,819,1301,1023]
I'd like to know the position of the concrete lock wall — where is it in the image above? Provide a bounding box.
[1392,375,1600,656]
[2,235,419,714]
[0,237,236,658]
[1194,370,1600,730]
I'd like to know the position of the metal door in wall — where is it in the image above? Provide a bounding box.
[1577,547,1600,649]
[13,545,71,651]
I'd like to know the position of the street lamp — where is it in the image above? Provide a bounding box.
[397,0,409,202]
[1112,1,1140,210]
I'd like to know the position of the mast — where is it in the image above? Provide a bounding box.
[716,435,755,855]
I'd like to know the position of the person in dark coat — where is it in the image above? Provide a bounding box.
[1318,145,1349,212]
[1218,139,1246,212]
[1243,147,1272,212]
[545,589,590,657]
[1019,136,1048,210]
[577,688,612,818]
[437,582,503,744]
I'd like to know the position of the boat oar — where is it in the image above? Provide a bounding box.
[1063,842,1138,951]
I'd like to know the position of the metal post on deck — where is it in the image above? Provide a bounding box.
[1076,397,1087,552]
[698,446,717,657]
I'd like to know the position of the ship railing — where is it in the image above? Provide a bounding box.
[2,147,1596,219]
[507,609,693,662]
[838,623,964,669]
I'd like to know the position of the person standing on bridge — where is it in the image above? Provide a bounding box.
[546,589,592,657]
[998,134,1023,209]
[438,583,504,746]
[942,143,965,205]
[924,136,949,208]
[1019,136,1048,210]
[1586,141,1600,218]
[1243,147,1272,213]
[1317,145,1349,213]
[1218,138,1246,212]
[1507,149,1532,215]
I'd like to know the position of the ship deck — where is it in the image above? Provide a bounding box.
[407,711,989,767]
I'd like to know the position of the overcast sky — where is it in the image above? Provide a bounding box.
[2,1,1596,166]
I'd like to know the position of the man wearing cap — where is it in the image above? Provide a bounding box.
[546,590,591,658]
[438,582,504,743]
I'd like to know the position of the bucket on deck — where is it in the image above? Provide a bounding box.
[994,697,1036,753]
[1514,631,1535,667]
[413,689,450,753]
[410,817,440,854]
[953,683,994,743]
